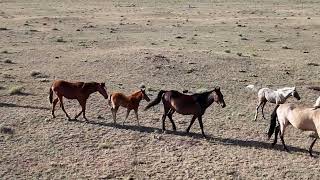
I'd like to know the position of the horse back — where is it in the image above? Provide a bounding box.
[279,103,318,131]
[52,80,84,99]
[111,92,130,108]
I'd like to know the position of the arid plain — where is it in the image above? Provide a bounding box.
[1,0,320,179]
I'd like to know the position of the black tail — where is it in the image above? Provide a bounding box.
[268,105,280,139]
[144,90,166,111]
[49,87,53,104]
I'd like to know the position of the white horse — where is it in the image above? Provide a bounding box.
[254,87,301,121]
[268,103,320,157]
[314,96,320,109]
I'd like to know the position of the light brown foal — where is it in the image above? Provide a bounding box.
[49,80,108,120]
[109,88,150,125]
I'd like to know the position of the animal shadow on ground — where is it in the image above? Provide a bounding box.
[68,118,318,156]
[0,102,50,110]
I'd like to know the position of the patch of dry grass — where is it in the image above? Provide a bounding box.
[8,86,24,95]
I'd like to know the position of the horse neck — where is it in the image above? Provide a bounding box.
[87,86,98,95]
[206,94,215,107]
[130,91,143,102]
[277,89,293,100]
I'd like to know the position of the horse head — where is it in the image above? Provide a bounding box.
[212,87,226,108]
[140,87,150,102]
[96,82,108,99]
[291,87,301,100]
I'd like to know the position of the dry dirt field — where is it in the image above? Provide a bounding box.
[1,0,320,179]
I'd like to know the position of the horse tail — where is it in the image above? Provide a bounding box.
[49,86,53,104]
[144,90,166,111]
[268,105,280,139]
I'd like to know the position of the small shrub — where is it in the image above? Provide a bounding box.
[225,49,231,53]
[8,86,24,95]
[236,52,242,56]
[30,70,41,77]
[4,59,13,63]
[0,126,14,134]
[99,142,114,149]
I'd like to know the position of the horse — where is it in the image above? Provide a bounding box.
[49,80,108,120]
[254,87,300,121]
[108,88,150,126]
[144,87,226,138]
[268,103,320,157]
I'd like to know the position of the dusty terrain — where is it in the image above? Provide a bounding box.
[1,0,320,179]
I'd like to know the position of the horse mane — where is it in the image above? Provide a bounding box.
[192,90,214,107]
[277,87,294,92]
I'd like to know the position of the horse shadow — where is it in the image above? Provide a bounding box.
[0,102,50,110]
[68,118,319,156]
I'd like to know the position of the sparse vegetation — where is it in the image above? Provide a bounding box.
[8,86,24,95]
[1,0,320,179]
[0,126,14,134]
[4,59,13,63]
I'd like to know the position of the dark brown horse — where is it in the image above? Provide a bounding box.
[144,87,226,138]
[49,80,108,120]
[108,88,150,126]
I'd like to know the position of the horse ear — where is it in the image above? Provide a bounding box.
[215,86,220,90]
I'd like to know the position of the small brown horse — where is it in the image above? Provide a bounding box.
[49,80,108,120]
[108,88,150,125]
[144,87,226,138]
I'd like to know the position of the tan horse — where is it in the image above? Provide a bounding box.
[49,80,108,120]
[268,103,320,156]
[108,88,150,125]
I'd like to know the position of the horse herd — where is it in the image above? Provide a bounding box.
[49,80,320,157]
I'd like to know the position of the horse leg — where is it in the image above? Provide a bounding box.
[162,107,169,131]
[272,125,280,147]
[58,96,71,120]
[254,101,262,121]
[279,125,289,152]
[52,98,59,118]
[112,106,119,124]
[309,138,317,157]
[80,100,88,121]
[261,102,267,119]
[167,109,176,131]
[134,108,139,126]
[122,109,131,126]
[186,115,197,133]
[198,116,207,138]
[74,99,87,121]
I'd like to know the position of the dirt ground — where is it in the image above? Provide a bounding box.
[1,0,320,179]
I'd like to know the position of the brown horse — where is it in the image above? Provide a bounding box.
[108,88,150,125]
[49,80,108,120]
[144,87,226,138]
[268,103,320,157]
